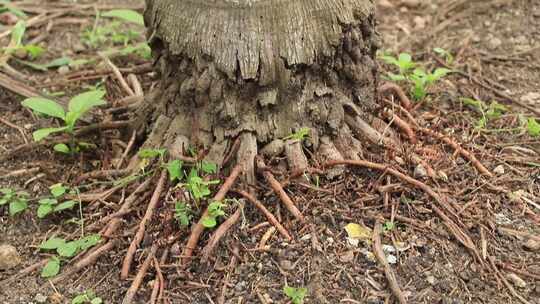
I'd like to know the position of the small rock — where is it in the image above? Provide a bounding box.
[401,0,421,8]
[0,12,19,25]
[524,239,540,251]
[339,250,355,263]
[521,92,540,105]
[377,0,394,9]
[279,259,293,271]
[413,16,427,29]
[72,42,87,53]
[487,37,502,50]
[35,293,47,303]
[57,65,70,75]
[426,275,436,285]
[414,164,427,178]
[0,244,22,270]
[507,273,527,289]
[493,165,505,175]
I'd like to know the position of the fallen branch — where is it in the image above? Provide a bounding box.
[121,171,167,279]
[372,221,407,304]
[182,164,243,265]
[235,190,293,241]
[417,127,493,177]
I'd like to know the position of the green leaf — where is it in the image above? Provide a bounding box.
[202,216,217,228]
[22,97,65,120]
[39,198,58,205]
[10,20,25,47]
[386,72,406,82]
[22,45,45,59]
[102,9,144,26]
[201,161,217,174]
[37,204,54,218]
[46,57,72,68]
[77,234,101,251]
[50,183,67,197]
[138,148,167,159]
[174,202,192,227]
[166,160,183,182]
[57,241,79,257]
[40,237,66,250]
[72,294,90,304]
[54,143,71,154]
[9,199,27,216]
[65,90,106,128]
[90,298,103,304]
[32,126,68,141]
[41,257,60,278]
[527,118,540,137]
[0,198,7,205]
[54,200,78,212]
[283,286,307,304]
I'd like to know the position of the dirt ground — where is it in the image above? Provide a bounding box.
[1,0,539,303]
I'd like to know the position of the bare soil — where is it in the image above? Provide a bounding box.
[1,0,539,303]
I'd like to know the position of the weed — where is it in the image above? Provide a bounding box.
[22,90,106,154]
[174,201,192,227]
[72,290,103,304]
[166,159,184,182]
[383,221,395,232]
[186,168,220,201]
[37,184,79,218]
[0,0,27,18]
[379,51,452,101]
[462,98,507,129]
[526,117,540,137]
[0,188,29,216]
[40,234,101,277]
[1,20,45,64]
[283,285,307,304]
[284,127,310,141]
[433,47,454,65]
[202,201,226,228]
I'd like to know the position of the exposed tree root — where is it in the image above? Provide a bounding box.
[379,82,413,110]
[372,220,408,304]
[417,127,493,177]
[123,244,159,304]
[235,189,293,241]
[201,203,243,262]
[256,157,305,223]
[182,164,243,265]
[383,109,417,144]
[121,171,167,279]
[74,169,131,184]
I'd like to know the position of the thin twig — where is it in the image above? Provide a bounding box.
[117,130,137,169]
[123,244,159,304]
[0,117,28,143]
[383,109,417,144]
[372,221,407,304]
[99,54,135,96]
[201,204,243,261]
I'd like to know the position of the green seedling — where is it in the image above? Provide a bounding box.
[433,47,454,65]
[380,52,416,78]
[186,168,220,201]
[174,201,192,227]
[409,68,452,101]
[166,159,184,182]
[1,20,45,63]
[383,221,395,232]
[40,234,101,278]
[462,98,507,129]
[72,290,103,304]
[102,9,145,26]
[202,201,226,228]
[284,127,310,141]
[0,188,29,216]
[21,89,106,153]
[0,0,27,18]
[526,118,540,137]
[17,56,73,72]
[37,184,78,218]
[283,285,307,304]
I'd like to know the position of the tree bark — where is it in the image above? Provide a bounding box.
[138,0,380,178]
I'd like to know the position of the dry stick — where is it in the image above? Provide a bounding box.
[0,258,48,287]
[122,244,159,304]
[257,157,305,223]
[235,190,293,241]
[417,127,493,177]
[182,164,243,265]
[0,117,28,143]
[218,244,240,304]
[372,221,407,304]
[74,168,131,184]
[51,240,116,284]
[121,171,167,279]
[127,74,143,96]
[379,82,412,110]
[117,130,137,169]
[488,256,531,304]
[324,160,482,262]
[383,109,417,144]
[201,205,243,261]
[99,54,135,97]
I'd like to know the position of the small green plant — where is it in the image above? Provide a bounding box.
[383,221,395,232]
[526,117,540,137]
[22,90,106,153]
[0,188,28,216]
[284,127,310,141]
[1,20,45,63]
[283,285,307,304]
[72,290,103,304]
[379,51,452,101]
[186,168,220,201]
[433,48,454,65]
[462,98,507,129]
[202,201,226,228]
[174,201,192,227]
[166,159,184,182]
[37,184,79,218]
[0,0,27,18]
[40,234,101,278]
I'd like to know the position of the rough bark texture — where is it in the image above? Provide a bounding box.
[138,0,380,171]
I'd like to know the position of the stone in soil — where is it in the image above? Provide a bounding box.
[0,244,22,270]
